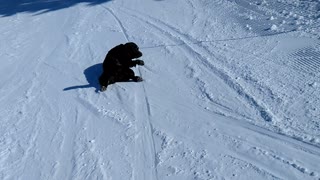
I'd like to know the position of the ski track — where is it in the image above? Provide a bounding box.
[213,102,320,178]
[101,6,130,42]
[66,7,117,179]
[1,58,47,179]
[209,22,320,144]
[133,76,159,180]
[166,107,320,179]
[211,38,320,144]
[99,5,159,180]
[138,67,159,180]
[118,4,320,146]
[8,6,107,179]
[113,4,320,179]
[1,1,320,180]
[114,7,247,123]
[117,6,274,122]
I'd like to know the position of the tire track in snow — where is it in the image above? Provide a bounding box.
[119,6,274,123]
[100,5,158,180]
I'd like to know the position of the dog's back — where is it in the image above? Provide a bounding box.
[103,44,125,71]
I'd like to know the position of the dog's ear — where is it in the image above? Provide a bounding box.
[125,42,142,59]
[125,42,138,48]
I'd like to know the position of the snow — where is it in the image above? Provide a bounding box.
[0,0,320,179]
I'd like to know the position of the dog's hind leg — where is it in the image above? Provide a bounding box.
[132,76,143,82]
[99,73,116,91]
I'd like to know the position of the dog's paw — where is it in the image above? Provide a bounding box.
[100,86,107,92]
[133,76,143,82]
[135,60,144,66]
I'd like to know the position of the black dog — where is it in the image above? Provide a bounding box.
[99,42,144,91]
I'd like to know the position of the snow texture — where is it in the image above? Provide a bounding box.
[0,0,319,179]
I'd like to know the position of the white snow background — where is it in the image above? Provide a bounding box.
[0,0,320,179]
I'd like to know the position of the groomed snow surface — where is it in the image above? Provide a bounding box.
[0,0,319,179]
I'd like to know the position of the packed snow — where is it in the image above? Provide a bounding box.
[0,0,319,179]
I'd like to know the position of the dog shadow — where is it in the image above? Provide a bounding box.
[63,63,102,93]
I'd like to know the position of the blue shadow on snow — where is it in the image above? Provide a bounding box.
[63,63,102,93]
[0,0,111,17]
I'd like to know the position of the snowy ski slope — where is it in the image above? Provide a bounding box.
[0,0,319,179]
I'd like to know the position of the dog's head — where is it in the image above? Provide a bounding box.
[124,42,142,59]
